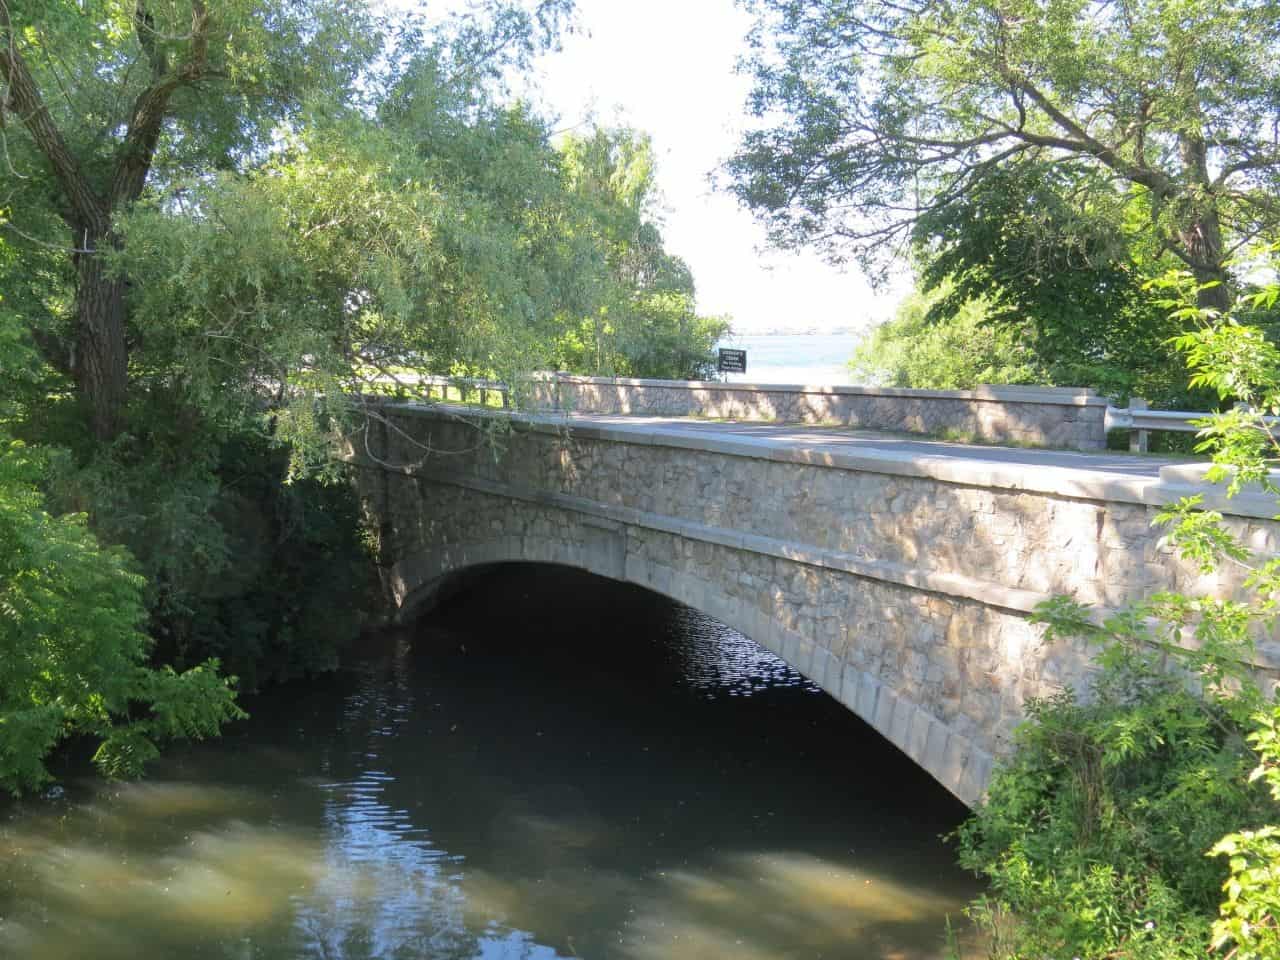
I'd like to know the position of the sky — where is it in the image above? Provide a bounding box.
[520,0,910,336]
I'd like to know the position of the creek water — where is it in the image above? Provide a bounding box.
[0,564,979,959]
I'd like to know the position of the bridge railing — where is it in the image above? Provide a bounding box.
[363,372,1280,456]
[364,372,1115,450]
[524,373,1111,450]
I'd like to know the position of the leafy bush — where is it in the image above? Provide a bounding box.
[1211,707,1280,958]
[0,439,243,794]
[45,416,377,694]
[955,594,1273,958]
[849,285,1047,389]
[161,432,377,691]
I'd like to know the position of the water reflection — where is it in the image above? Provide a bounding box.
[0,563,979,959]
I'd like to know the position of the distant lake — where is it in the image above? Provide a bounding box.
[715,333,859,386]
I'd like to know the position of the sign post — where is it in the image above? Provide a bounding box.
[717,348,747,375]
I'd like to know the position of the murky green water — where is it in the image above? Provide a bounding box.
[0,565,980,959]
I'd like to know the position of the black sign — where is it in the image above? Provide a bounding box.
[717,348,747,374]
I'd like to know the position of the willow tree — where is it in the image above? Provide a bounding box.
[0,1,581,704]
[557,128,729,379]
[0,0,388,439]
[727,0,1280,310]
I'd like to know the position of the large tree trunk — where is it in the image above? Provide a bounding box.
[1178,133,1231,313]
[1,0,213,443]
[73,234,129,442]
[1180,206,1231,313]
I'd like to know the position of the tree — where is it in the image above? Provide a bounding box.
[0,0,575,441]
[0,0,729,722]
[727,0,1280,310]
[910,162,1189,401]
[0,0,389,439]
[848,283,1048,389]
[556,128,729,379]
[0,1,590,761]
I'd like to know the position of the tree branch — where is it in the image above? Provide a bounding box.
[1000,66,1175,198]
[108,0,210,207]
[0,0,107,231]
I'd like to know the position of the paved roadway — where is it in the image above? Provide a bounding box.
[545,411,1182,480]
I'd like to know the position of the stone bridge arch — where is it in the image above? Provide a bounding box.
[371,490,1007,809]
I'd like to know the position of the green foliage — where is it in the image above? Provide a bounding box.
[729,0,1280,314]
[1210,705,1280,959]
[108,90,725,448]
[553,128,729,379]
[954,270,1280,957]
[910,164,1200,405]
[169,434,375,691]
[43,423,376,694]
[853,162,1229,413]
[0,0,727,805]
[849,284,1047,389]
[3,0,686,794]
[957,579,1275,957]
[0,438,242,794]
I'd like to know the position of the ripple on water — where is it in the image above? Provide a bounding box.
[661,605,822,698]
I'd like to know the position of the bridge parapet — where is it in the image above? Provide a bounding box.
[350,404,1280,806]
[528,373,1109,450]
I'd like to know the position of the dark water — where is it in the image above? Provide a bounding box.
[0,565,979,959]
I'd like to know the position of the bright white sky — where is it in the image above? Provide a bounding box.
[400,0,912,334]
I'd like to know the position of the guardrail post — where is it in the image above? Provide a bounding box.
[1129,397,1149,453]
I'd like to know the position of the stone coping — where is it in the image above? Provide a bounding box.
[530,373,1108,407]
[378,403,1277,520]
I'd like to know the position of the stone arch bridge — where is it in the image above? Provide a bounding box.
[349,402,1280,807]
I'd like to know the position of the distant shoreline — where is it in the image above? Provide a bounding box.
[727,328,860,337]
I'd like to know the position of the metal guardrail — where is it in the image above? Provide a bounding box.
[1106,399,1280,452]
[366,373,510,408]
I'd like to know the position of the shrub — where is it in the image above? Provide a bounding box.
[0,439,243,794]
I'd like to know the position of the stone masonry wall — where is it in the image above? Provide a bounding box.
[527,374,1109,451]
[350,405,1280,807]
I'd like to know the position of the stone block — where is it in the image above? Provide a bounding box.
[907,705,932,763]
[889,697,914,751]
[855,671,880,721]
[923,717,950,775]
[839,666,860,711]
[938,731,972,797]
[873,688,899,740]
[957,750,994,807]
[780,628,801,668]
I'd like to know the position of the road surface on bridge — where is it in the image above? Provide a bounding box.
[545,411,1178,478]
